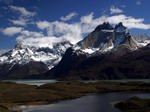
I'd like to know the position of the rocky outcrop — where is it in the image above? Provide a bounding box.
[45,43,150,80]
[0,61,49,79]
[44,47,88,78]
[120,32,138,49]
[0,22,149,80]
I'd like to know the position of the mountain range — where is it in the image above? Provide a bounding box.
[0,22,150,80]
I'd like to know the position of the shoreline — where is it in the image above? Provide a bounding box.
[0,81,150,112]
[114,96,150,112]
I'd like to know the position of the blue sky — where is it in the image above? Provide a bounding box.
[0,0,150,51]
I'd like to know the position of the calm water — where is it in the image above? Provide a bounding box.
[3,79,150,86]
[2,80,58,86]
[22,92,150,112]
[81,79,150,83]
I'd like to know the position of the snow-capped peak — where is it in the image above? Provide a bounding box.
[0,41,73,69]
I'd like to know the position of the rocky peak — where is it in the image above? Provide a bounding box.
[53,41,72,47]
[115,22,124,28]
[95,22,114,31]
[115,22,128,33]
[64,47,88,58]
[116,22,123,27]
[77,22,114,49]
[0,41,72,69]
[120,32,138,49]
[15,43,24,49]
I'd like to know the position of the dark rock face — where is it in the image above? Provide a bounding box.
[0,61,49,79]
[44,47,88,78]
[43,22,150,80]
[114,22,127,33]
[45,44,150,80]
[109,44,132,58]
[78,31,113,49]
[77,22,138,50]
[120,32,138,48]
[0,22,149,80]
[95,22,114,31]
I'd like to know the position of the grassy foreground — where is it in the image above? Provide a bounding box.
[0,81,150,112]
[115,96,150,112]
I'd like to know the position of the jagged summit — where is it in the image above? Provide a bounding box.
[0,41,73,68]
[1,22,149,67]
[115,22,128,33]
[95,22,114,31]
[77,22,115,49]
[77,22,136,51]
[45,23,150,80]
[0,22,150,79]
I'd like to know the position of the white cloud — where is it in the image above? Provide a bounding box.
[80,12,94,24]
[8,17,29,26]
[80,13,107,33]
[3,12,148,48]
[36,20,82,44]
[136,0,141,5]
[17,36,67,48]
[8,5,36,26]
[16,30,44,42]
[34,13,150,46]
[36,21,50,30]
[1,27,23,36]
[9,5,36,17]
[110,6,123,14]
[80,13,150,31]
[106,15,150,29]
[38,21,81,42]
[60,12,78,21]
[21,30,44,38]
[16,30,68,48]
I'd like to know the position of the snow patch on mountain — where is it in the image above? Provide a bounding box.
[82,48,99,54]
[0,41,73,69]
[137,40,150,47]
[0,22,150,72]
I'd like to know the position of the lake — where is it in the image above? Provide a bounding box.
[2,79,150,86]
[2,80,58,86]
[21,92,150,112]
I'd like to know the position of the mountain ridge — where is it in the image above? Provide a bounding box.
[0,22,150,79]
[44,22,150,80]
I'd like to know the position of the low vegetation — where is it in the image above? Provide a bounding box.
[115,96,150,112]
[0,81,150,112]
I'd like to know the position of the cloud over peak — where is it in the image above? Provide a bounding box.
[36,20,82,44]
[1,12,150,48]
[34,13,150,47]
